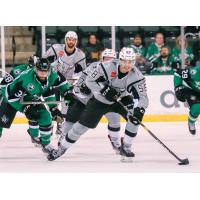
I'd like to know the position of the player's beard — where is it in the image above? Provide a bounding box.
[161,54,168,58]
[67,42,75,49]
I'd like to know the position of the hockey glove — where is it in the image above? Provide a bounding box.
[23,105,40,120]
[175,85,186,102]
[64,89,76,106]
[100,84,120,102]
[50,107,63,123]
[79,83,91,95]
[128,107,145,125]
[74,63,83,73]
[120,95,134,110]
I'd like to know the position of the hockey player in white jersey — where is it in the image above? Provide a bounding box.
[44,31,86,80]
[59,48,121,153]
[48,47,149,162]
[44,31,86,135]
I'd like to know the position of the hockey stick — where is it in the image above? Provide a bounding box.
[139,122,189,165]
[118,101,189,165]
[12,36,16,68]
[67,77,79,81]
[58,56,86,71]
[20,100,68,105]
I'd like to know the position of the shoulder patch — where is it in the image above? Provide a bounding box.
[190,69,197,75]
[58,50,64,57]
[111,71,117,78]
[14,69,21,75]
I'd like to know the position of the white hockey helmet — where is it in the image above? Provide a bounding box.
[119,47,136,61]
[102,48,117,59]
[65,31,78,40]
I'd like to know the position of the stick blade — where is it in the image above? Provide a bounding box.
[178,158,189,165]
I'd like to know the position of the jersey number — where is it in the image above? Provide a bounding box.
[14,90,23,98]
[91,70,98,78]
[137,83,147,93]
[181,70,188,79]
[4,74,13,83]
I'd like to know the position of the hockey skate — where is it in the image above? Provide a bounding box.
[31,136,41,147]
[55,122,63,137]
[47,145,67,161]
[120,138,135,162]
[58,132,66,146]
[42,144,55,154]
[107,135,121,154]
[188,122,196,135]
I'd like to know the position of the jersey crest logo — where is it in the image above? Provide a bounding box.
[111,71,117,78]
[59,51,64,57]
[15,69,21,75]
[27,83,35,91]
[191,69,196,75]
[195,81,200,89]
[1,115,9,124]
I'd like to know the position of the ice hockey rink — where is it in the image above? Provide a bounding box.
[0,121,200,173]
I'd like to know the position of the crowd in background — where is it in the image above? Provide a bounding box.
[26,26,200,75]
[77,32,199,75]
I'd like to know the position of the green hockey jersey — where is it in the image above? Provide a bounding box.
[174,66,200,93]
[128,44,146,57]
[2,67,71,112]
[171,47,194,63]
[0,64,30,87]
[146,42,163,62]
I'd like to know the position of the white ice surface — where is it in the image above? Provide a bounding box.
[0,122,200,172]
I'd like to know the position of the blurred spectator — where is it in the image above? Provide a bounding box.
[150,46,173,75]
[128,34,146,57]
[128,34,150,75]
[83,34,104,64]
[146,32,165,63]
[171,35,194,69]
[191,35,200,66]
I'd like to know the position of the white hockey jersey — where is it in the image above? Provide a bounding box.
[44,44,86,81]
[73,61,100,105]
[85,59,149,109]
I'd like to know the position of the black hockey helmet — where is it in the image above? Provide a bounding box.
[35,58,50,71]
[28,55,38,68]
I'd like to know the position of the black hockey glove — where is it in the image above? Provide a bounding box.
[79,83,91,95]
[100,84,120,102]
[175,85,186,102]
[128,107,145,125]
[171,62,181,72]
[120,95,134,110]
[50,107,63,123]
[23,105,43,120]
[74,63,83,73]
[64,89,76,106]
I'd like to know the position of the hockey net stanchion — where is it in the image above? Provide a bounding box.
[117,101,189,165]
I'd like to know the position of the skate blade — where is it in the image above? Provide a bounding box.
[120,156,133,163]
[114,149,120,155]
[33,143,42,148]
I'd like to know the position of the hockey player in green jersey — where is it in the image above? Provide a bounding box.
[174,66,200,135]
[0,58,74,154]
[0,56,37,88]
[0,56,37,139]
